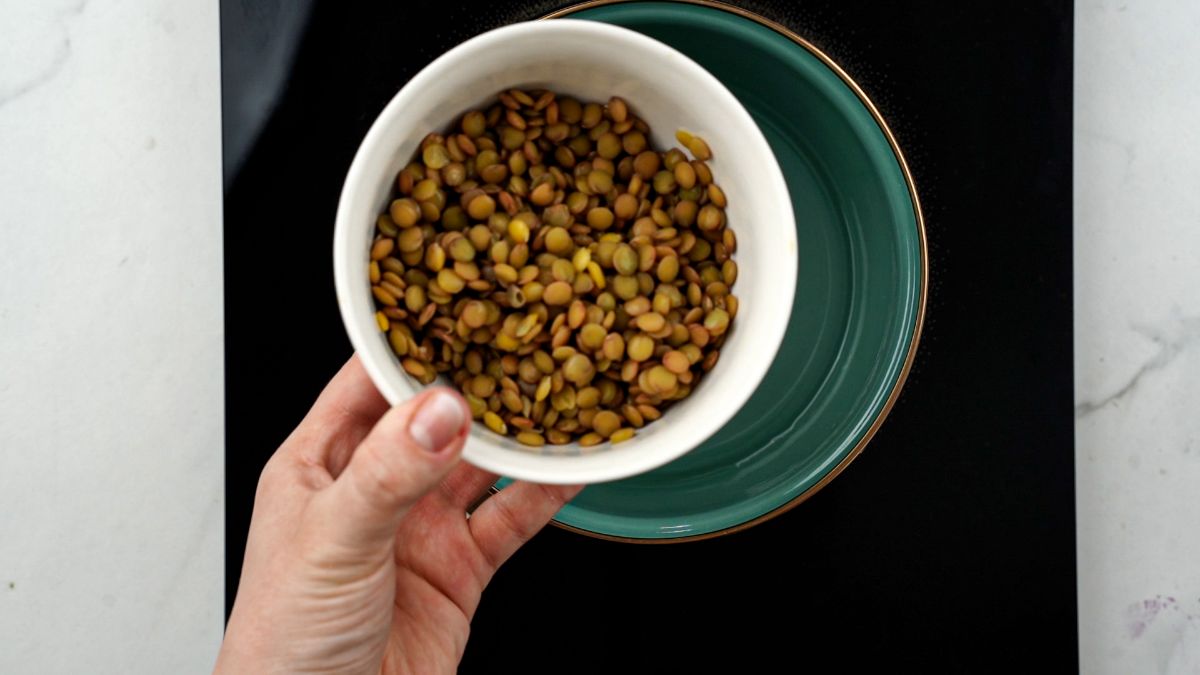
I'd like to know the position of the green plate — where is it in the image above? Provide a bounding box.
[539,1,926,541]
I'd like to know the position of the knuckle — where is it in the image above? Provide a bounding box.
[493,494,541,544]
[534,483,566,509]
[353,438,415,506]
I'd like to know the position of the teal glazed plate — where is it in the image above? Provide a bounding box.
[537,0,927,541]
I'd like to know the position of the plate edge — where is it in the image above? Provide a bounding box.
[539,0,929,544]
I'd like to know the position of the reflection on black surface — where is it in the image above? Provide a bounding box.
[220,0,314,186]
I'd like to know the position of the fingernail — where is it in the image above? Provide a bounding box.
[409,390,467,454]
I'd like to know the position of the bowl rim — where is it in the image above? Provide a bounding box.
[540,0,929,541]
[334,18,797,484]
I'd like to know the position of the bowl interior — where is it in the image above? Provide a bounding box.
[543,3,925,537]
[336,20,796,484]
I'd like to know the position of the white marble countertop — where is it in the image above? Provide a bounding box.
[0,0,224,672]
[0,0,1197,672]
[1075,2,1200,672]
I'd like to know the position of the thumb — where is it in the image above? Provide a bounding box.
[319,387,470,550]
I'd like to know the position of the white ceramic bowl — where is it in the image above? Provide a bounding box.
[334,20,796,484]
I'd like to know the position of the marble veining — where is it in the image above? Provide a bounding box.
[0,0,86,106]
[1076,313,1200,417]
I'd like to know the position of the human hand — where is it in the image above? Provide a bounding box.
[215,355,582,674]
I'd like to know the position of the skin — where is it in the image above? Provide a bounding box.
[215,355,582,674]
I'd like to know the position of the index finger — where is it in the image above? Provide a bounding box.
[468,482,585,572]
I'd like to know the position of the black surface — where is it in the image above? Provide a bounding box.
[222,1,1076,671]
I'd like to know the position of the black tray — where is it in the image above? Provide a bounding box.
[222,1,1075,670]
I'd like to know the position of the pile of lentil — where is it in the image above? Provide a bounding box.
[368,89,738,448]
